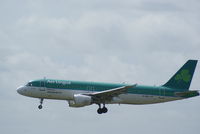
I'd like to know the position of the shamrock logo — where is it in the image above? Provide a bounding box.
[175,69,191,83]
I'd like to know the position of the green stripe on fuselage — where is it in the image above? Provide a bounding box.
[27,79,185,97]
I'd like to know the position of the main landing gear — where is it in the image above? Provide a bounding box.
[38,98,44,109]
[97,104,108,114]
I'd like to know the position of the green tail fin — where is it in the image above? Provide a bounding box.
[163,60,198,90]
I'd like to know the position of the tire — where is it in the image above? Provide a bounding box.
[38,105,42,109]
[102,107,108,113]
[97,108,102,114]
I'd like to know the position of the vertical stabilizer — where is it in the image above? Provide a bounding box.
[163,60,197,90]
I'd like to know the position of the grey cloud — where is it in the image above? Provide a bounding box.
[0,0,200,134]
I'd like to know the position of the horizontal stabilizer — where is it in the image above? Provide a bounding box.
[174,90,199,98]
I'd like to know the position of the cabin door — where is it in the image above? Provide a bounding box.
[159,87,165,97]
[87,86,94,93]
[39,79,46,95]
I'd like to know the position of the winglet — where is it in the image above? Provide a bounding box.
[125,84,137,89]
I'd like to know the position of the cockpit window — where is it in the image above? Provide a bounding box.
[25,80,41,87]
[25,82,32,86]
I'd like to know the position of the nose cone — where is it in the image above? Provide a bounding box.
[17,86,24,95]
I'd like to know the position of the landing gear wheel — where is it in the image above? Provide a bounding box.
[97,108,103,114]
[38,105,43,109]
[38,98,44,109]
[102,107,108,113]
[97,104,108,114]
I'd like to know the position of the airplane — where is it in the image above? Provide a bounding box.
[17,60,199,114]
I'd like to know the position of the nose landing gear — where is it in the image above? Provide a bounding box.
[38,98,44,109]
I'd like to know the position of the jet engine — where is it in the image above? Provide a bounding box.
[68,94,92,107]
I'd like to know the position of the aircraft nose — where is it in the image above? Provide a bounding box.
[17,86,24,95]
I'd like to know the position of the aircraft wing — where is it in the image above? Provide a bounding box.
[84,84,137,104]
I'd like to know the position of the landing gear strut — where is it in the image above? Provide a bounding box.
[38,98,44,109]
[97,104,108,114]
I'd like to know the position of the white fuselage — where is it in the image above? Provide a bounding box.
[17,86,182,105]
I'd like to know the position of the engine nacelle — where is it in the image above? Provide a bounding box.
[68,94,92,107]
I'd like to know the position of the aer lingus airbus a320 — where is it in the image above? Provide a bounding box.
[17,60,199,114]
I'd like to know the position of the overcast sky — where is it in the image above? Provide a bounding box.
[0,0,200,134]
